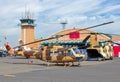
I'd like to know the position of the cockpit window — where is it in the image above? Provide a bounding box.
[49,52,59,56]
[73,48,80,54]
[68,50,73,56]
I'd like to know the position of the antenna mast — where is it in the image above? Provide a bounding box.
[60,19,67,30]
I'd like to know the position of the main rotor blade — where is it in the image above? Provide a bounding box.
[60,21,114,36]
[13,37,55,48]
[13,21,114,48]
[105,40,120,46]
[82,35,91,42]
[79,32,120,36]
[114,42,120,45]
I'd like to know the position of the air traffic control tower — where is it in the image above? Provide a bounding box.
[20,13,37,49]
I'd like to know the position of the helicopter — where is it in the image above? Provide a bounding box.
[80,32,114,61]
[4,21,114,66]
[5,42,86,66]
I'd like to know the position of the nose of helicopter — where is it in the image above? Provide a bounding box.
[76,56,83,61]
[76,54,87,61]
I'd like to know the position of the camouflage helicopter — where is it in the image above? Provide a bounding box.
[4,39,86,66]
[5,43,87,66]
[86,32,120,61]
[79,32,114,61]
[4,21,114,66]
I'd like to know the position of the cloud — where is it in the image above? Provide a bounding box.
[40,0,104,17]
[0,0,41,31]
[0,0,120,47]
[0,0,41,46]
[37,0,120,37]
[0,27,20,36]
[0,0,41,19]
[96,4,120,15]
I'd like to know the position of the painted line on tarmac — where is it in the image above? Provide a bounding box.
[2,67,58,77]
[3,74,16,77]
[38,66,59,70]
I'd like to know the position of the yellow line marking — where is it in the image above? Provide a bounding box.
[3,74,15,77]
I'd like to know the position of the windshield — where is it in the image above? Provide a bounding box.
[72,48,80,54]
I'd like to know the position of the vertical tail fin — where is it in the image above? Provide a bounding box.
[90,34,98,47]
[4,42,15,55]
[4,42,11,51]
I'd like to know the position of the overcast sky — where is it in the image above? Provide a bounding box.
[0,0,120,47]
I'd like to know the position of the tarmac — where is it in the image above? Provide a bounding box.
[0,56,120,82]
